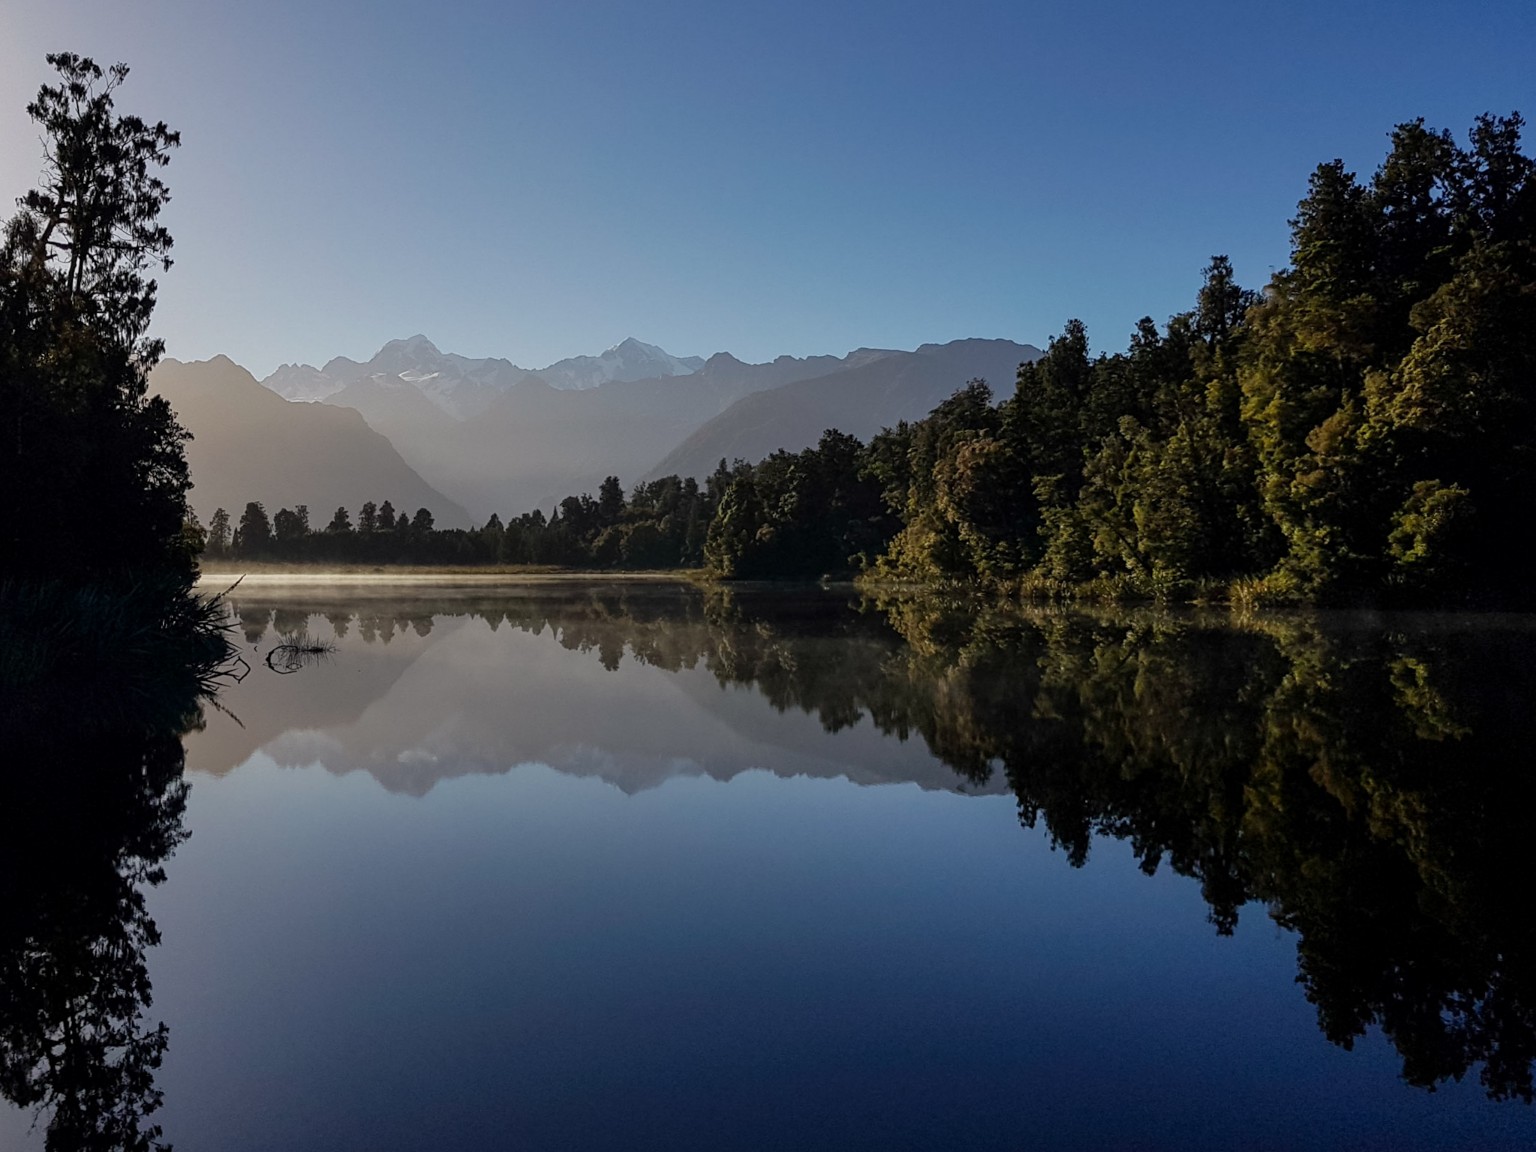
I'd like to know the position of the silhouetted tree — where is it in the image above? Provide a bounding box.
[206,507,231,555]
[235,501,270,555]
[272,506,307,551]
[598,475,625,526]
[0,53,191,580]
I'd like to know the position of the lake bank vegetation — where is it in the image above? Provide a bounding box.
[198,113,1535,607]
[758,111,1536,605]
[0,57,244,1150]
[1,54,235,714]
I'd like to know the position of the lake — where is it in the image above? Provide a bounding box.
[3,579,1535,1150]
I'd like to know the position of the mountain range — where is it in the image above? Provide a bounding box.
[263,335,705,417]
[153,334,1042,525]
[153,355,470,527]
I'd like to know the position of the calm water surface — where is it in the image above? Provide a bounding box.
[4,581,1535,1150]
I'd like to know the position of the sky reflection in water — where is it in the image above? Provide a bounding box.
[5,582,1536,1151]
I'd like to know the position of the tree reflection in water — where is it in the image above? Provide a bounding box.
[5,585,1534,1151]
[863,596,1536,1103]
[231,584,1536,1103]
[0,694,199,1150]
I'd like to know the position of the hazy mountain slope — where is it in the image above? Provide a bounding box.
[152,356,471,528]
[220,335,1037,521]
[433,347,902,517]
[320,372,462,496]
[648,338,1042,480]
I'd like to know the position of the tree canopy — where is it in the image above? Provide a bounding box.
[1,53,192,581]
[860,114,1535,604]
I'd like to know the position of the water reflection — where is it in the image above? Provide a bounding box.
[870,596,1536,1103]
[215,583,1536,1103]
[6,581,1535,1149]
[199,585,970,796]
[0,691,199,1150]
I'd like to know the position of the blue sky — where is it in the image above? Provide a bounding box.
[3,0,1532,376]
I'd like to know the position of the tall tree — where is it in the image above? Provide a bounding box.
[1,53,191,579]
[206,507,231,555]
[235,501,271,555]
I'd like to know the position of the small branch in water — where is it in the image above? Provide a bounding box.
[264,632,336,675]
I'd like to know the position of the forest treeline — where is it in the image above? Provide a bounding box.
[203,113,1536,603]
[198,430,885,570]
[198,471,720,566]
[867,113,1536,604]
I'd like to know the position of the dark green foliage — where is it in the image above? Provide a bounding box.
[871,115,1534,604]
[211,471,722,569]
[0,54,194,583]
[1242,113,1536,599]
[703,429,892,579]
[0,51,235,775]
[0,576,235,732]
[874,264,1269,592]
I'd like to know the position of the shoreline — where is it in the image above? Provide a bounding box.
[197,566,704,586]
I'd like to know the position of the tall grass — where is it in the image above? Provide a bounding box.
[0,575,241,734]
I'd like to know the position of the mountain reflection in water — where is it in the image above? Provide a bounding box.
[4,581,1536,1149]
[211,584,1536,1104]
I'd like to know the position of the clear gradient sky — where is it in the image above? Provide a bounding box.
[3,0,1533,377]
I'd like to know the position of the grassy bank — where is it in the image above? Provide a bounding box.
[0,577,239,733]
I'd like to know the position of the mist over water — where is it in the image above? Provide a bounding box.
[5,581,1536,1150]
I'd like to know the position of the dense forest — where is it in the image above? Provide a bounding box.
[204,113,1535,605]
[867,114,1536,604]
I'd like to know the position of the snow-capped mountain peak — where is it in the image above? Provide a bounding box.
[259,335,705,417]
[536,337,704,390]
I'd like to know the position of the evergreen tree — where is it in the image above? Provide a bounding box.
[235,501,271,555]
[206,507,231,556]
[598,475,625,526]
[0,53,190,580]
